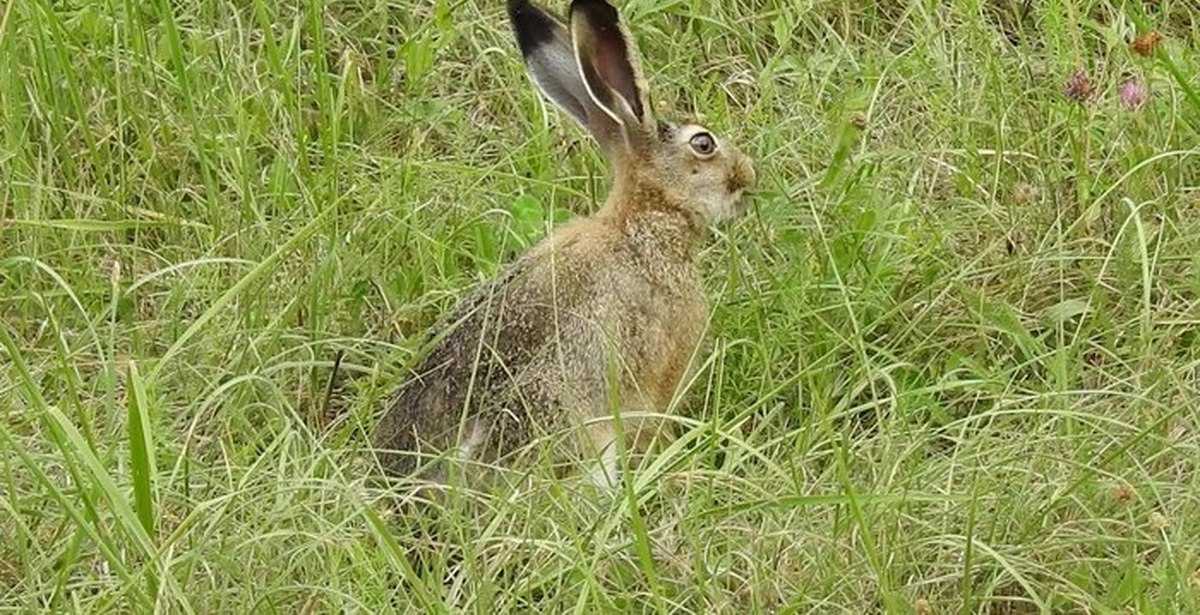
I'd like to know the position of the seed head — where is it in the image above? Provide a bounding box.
[1132,31,1162,57]
[1013,182,1039,205]
[1065,68,1095,103]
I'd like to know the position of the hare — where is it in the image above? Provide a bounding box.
[372,0,756,490]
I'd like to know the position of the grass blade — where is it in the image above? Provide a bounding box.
[126,361,158,542]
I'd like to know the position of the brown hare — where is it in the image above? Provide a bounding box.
[373,0,756,490]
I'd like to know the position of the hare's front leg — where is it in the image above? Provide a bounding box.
[582,396,669,490]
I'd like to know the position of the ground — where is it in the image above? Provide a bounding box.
[2,0,1199,612]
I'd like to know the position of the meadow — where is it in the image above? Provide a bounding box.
[2,0,1199,612]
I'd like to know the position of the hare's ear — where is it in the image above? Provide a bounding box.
[508,0,625,153]
[568,0,655,135]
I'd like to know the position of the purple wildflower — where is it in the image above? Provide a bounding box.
[1120,79,1149,110]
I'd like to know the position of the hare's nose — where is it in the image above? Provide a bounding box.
[735,156,757,191]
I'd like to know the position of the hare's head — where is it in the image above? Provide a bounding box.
[508,0,756,227]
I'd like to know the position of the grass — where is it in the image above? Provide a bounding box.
[2,0,1199,611]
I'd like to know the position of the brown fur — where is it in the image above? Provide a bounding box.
[372,0,755,488]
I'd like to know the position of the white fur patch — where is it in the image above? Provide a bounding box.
[456,420,487,464]
[586,440,620,490]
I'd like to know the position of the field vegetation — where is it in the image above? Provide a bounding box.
[2,0,1199,611]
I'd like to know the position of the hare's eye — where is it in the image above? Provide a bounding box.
[688,132,717,157]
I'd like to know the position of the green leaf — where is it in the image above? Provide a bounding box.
[403,35,435,90]
[126,361,160,598]
[126,361,156,538]
[956,282,1045,362]
[1041,298,1091,327]
[1111,553,1143,607]
[508,193,546,248]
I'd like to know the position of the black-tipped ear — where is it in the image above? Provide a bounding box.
[508,0,592,129]
[568,0,652,130]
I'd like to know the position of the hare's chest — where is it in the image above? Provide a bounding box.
[637,276,708,407]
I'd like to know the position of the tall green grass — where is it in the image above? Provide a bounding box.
[3,0,1199,611]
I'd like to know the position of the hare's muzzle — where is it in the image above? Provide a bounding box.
[727,154,757,196]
